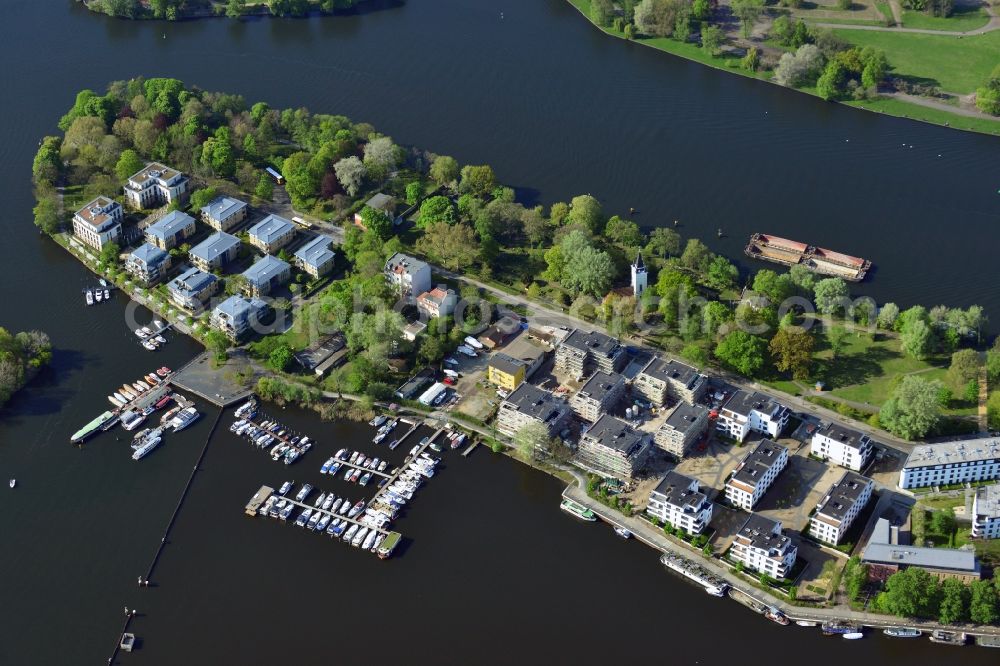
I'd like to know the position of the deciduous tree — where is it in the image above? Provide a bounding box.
[769,326,814,379]
[880,376,941,439]
[715,330,767,376]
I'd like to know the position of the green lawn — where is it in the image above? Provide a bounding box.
[901,6,990,31]
[846,96,1000,135]
[832,28,1000,93]
[875,0,895,23]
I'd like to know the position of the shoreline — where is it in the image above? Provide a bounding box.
[562,0,1000,137]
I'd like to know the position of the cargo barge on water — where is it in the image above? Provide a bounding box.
[744,234,872,282]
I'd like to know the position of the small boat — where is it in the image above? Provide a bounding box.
[371,534,385,553]
[103,288,110,300]
[764,608,789,626]
[388,438,401,450]
[338,500,350,515]
[352,526,369,547]
[349,468,362,483]
[307,512,322,531]
[153,320,164,330]
[343,524,359,542]
[85,290,94,306]
[330,498,344,513]
[795,620,818,627]
[929,630,967,645]
[313,493,327,509]
[135,328,147,338]
[137,380,151,390]
[326,518,340,536]
[704,584,728,597]
[278,481,293,496]
[154,395,172,410]
[114,391,128,404]
[146,373,161,384]
[155,335,166,344]
[613,527,632,539]
[279,503,294,521]
[560,499,596,522]
[120,411,146,432]
[156,367,170,378]
[160,406,181,426]
[317,514,331,531]
[321,457,335,474]
[822,622,860,636]
[842,633,864,640]
[294,484,313,502]
[109,395,124,408]
[343,467,354,481]
[329,462,341,475]
[142,405,155,417]
[94,290,103,302]
[295,508,312,527]
[142,341,157,351]
[8,479,15,489]
[322,494,335,511]
[883,628,921,638]
[141,327,153,337]
[120,386,137,399]
[348,500,365,518]
[359,472,372,486]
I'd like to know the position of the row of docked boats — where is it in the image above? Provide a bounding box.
[371,417,400,445]
[107,368,172,409]
[84,284,112,306]
[230,409,313,466]
[322,449,392,487]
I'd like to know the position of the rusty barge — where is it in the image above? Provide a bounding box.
[744,233,872,282]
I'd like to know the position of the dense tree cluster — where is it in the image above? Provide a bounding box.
[975,64,1000,116]
[874,569,999,626]
[88,0,362,20]
[0,329,52,408]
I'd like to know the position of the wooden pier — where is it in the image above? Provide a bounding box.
[368,426,443,509]
[249,485,395,540]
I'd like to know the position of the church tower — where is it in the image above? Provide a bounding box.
[630,251,647,297]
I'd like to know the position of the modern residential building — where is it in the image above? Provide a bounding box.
[630,251,647,297]
[730,514,798,580]
[384,253,432,299]
[633,357,707,407]
[862,518,980,583]
[247,214,296,254]
[354,192,395,227]
[724,439,789,510]
[575,414,652,480]
[554,328,626,378]
[570,371,626,423]
[653,402,710,459]
[124,243,170,285]
[123,162,188,209]
[211,295,269,341]
[810,422,874,472]
[496,383,571,439]
[167,267,219,312]
[972,484,1000,539]
[716,390,790,442]
[241,255,291,297]
[72,196,123,251]
[144,210,196,251]
[416,286,458,319]
[189,232,241,272]
[898,438,1000,490]
[487,354,527,392]
[200,196,248,232]
[646,471,713,534]
[293,235,336,278]
[809,471,874,545]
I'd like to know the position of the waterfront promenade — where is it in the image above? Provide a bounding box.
[562,482,1000,639]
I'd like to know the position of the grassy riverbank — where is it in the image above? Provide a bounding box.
[565,0,1000,136]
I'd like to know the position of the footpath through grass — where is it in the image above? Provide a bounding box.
[832,28,1000,93]
[847,96,1000,135]
[900,6,990,31]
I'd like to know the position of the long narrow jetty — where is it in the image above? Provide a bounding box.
[368,427,442,508]
[250,485,393,539]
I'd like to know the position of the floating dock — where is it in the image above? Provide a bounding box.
[245,485,274,516]
[744,233,871,282]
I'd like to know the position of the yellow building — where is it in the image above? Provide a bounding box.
[488,354,526,391]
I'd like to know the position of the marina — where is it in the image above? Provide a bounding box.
[744,233,872,282]
[230,401,316,466]
[244,421,446,559]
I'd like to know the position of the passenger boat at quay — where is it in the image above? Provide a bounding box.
[821,621,861,636]
[659,553,729,597]
[883,627,921,638]
[744,234,872,282]
[559,499,596,522]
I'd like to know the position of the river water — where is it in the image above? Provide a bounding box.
[0,1,997,664]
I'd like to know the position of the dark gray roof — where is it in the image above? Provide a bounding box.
[582,415,647,456]
[168,267,217,295]
[490,353,525,376]
[731,439,787,488]
[651,471,709,513]
[736,513,792,553]
[723,389,789,420]
[815,422,870,450]
[562,329,622,358]
[502,384,567,425]
[863,519,979,574]
[576,371,624,402]
[815,471,872,523]
[640,357,699,386]
[663,402,709,432]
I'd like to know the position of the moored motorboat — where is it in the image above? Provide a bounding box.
[9,478,15,489]
[843,633,864,640]
[560,499,596,521]
[764,608,790,626]
[169,407,201,432]
[613,526,632,539]
[883,628,921,638]
[108,395,124,408]
[85,290,94,306]
[795,620,818,627]
[131,428,163,460]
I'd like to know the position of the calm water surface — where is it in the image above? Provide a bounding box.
[0,1,998,663]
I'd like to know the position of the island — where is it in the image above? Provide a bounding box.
[0,328,52,408]
[32,78,1000,639]
[567,0,1000,135]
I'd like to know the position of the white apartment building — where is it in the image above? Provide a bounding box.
[384,252,432,300]
[724,439,788,510]
[972,484,1000,539]
[730,514,798,580]
[123,162,188,209]
[646,471,713,534]
[72,196,123,251]
[809,471,874,545]
[810,422,874,472]
[716,390,790,442]
[899,438,1000,489]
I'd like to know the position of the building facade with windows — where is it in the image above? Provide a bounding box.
[242,255,291,297]
[495,383,571,439]
[487,354,527,392]
[189,232,241,272]
[72,196,123,251]
[211,295,269,341]
[554,328,626,378]
[724,439,788,510]
[972,484,1000,539]
[384,253,432,299]
[810,422,874,472]
[293,235,336,278]
[570,371,626,423]
[730,514,798,580]
[416,286,458,319]
[633,357,707,407]
[200,196,248,232]
[653,402,710,459]
[167,267,219,312]
[144,210,196,251]
[898,438,1000,489]
[716,390,790,442]
[247,214,296,254]
[809,471,874,545]
[575,414,651,480]
[646,471,713,534]
[124,162,188,209]
[124,243,171,285]
[863,518,980,583]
